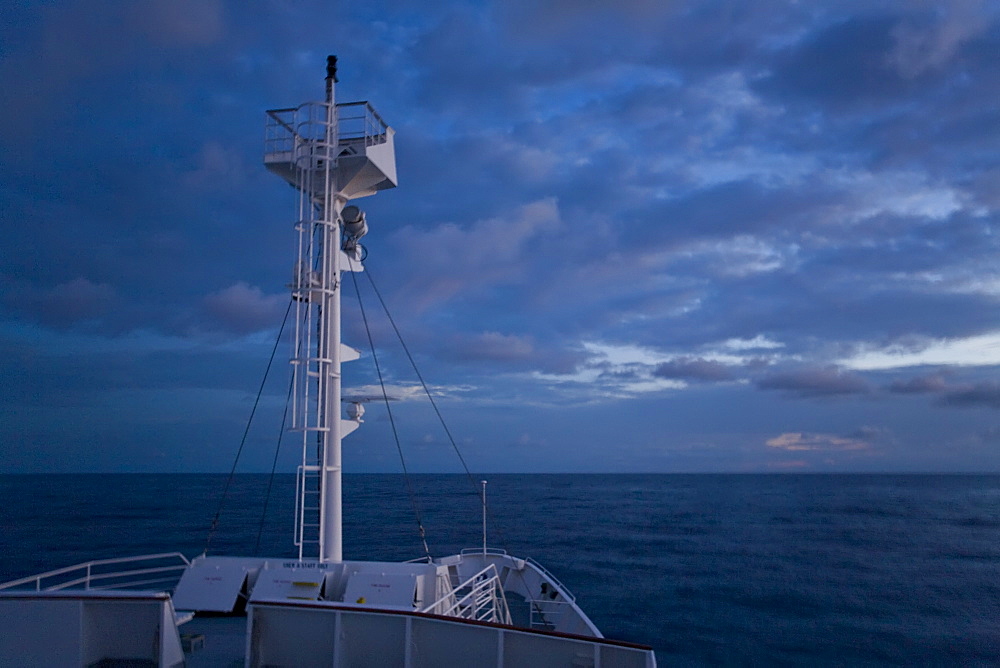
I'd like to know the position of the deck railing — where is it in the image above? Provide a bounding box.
[458,547,578,602]
[422,564,511,624]
[0,552,190,593]
[529,598,576,630]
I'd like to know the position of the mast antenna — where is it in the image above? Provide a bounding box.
[481,480,488,555]
[264,57,397,562]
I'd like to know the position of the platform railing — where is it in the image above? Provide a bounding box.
[265,101,389,160]
[0,552,190,593]
[336,101,389,146]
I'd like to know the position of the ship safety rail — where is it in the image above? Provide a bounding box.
[457,547,579,602]
[0,552,190,593]
[422,563,512,625]
[460,547,510,555]
[529,598,574,631]
[523,556,578,603]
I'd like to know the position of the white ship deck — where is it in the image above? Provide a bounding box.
[0,549,657,667]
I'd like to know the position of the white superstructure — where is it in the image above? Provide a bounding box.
[0,56,657,668]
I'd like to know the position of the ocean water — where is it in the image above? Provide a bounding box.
[2,473,1000,665]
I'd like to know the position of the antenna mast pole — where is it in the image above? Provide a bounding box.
[482,480,488,555]
[320,56,345,563]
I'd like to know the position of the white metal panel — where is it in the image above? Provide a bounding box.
[82,600,161,665]
[342,572,417,608]
[250,567,323,602]
[159,600,186,667]
[248,605,336,667]
[342,419,360,437]
[0,594,187,668]
[339,611,407,666]
[0,598,83,666]
[339,250,365,272]
[410,616,499,668]
[246,603,656,668]
[171,560,250,612]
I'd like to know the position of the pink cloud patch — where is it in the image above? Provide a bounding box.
[765,432,869,452]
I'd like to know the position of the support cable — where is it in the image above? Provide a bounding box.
[346,256,432,560]
[363,267,477,481]
[254,373,295,556]
[205,297,294,555]
[364,265,537,596]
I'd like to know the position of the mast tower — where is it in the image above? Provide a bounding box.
[263,56,397,562]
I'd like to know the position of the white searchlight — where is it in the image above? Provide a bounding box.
[342,205,368,243]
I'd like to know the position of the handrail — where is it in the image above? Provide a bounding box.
[529,597,574,630]
[49,564,189,591]
[421,564,511,625]
[460,547,508,556]
[454,550,577,603]
[524,557,576,602]
[404,556,434,564]
[0,552,190,592]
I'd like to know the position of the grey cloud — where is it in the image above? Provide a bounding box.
[5,1,1000,471]
[758,16,929,108]
[889,373,951,394]
[888,3,995,78]
[977,425,1000,443]
[940,382,1000,409]
[201,282,286,335]
[0,0,226,145]
[596,366,643,383]
[2,277,116,329]
[0,341,278,407]
[653,357,733,382]
[849,425,893,441]
[438,331,586,376]
[757,366,871,397]
[448,332,535,364]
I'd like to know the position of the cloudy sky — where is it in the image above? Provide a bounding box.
[3,0,1000,473]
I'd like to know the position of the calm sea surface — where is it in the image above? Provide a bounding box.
[2,474,999,665]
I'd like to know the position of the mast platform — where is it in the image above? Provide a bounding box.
[264,101,397,200]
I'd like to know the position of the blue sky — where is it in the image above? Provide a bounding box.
[3,0,1000,473]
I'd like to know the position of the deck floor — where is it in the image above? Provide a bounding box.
[180,615,247,668]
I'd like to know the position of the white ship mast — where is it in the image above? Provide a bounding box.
[263,55,397,562]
